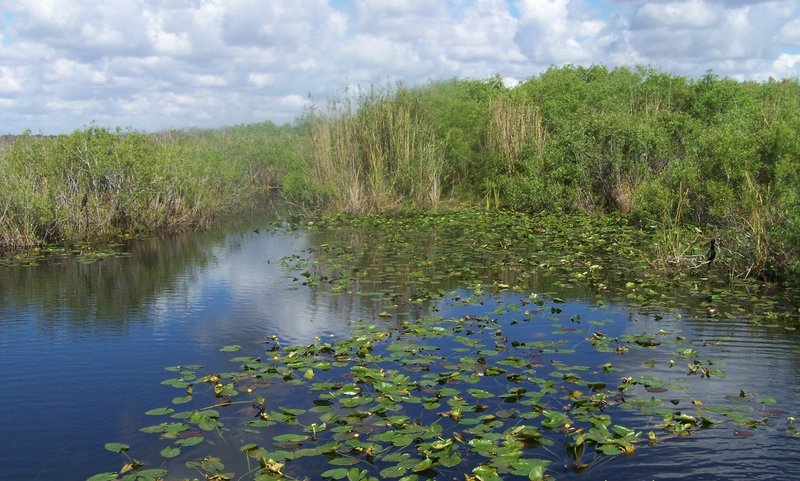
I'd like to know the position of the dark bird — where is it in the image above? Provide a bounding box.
[706,239,716,270]
[253,228,260,234]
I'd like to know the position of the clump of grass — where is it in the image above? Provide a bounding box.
[719,172,777,280]
[301,87,444,213]
[487,94,545,175]
[646,184,705,271]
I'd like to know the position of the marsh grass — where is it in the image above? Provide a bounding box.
[642,184,704,272]
[487,95,545,175]
[304,88,444,213]
[0,126,283,252]
[720,172,776,279]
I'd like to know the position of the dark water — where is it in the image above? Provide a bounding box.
[0,217,798,481]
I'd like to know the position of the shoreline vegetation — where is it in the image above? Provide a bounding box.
[1,65,799,280]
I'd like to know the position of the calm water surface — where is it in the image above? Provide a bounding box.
[0,217,798,481]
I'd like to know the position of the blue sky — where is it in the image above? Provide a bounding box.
[0,0,798,134]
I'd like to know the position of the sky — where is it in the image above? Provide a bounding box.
[1,0,798,135]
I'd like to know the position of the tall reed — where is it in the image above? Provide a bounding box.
[723,172,774,279]
[647,183,703,271]
[487,95,545,175]
[306,88,444,213]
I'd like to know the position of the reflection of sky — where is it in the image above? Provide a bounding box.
[145,230,371,351]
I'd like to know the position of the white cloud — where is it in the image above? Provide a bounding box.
[248,72,274,88]
[342,34,424,77]
[778,18,800,46]
[607,0,799,76]
[515,0,611,65]
[193,74,227,88]
[45,98,104,112]
[632,1,718,29]
[0,66,24,94]
[773,54,800,77]
[0,0,798,134]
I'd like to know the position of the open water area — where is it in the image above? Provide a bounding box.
[1,214,798,481]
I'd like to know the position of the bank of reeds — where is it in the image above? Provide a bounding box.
[298,88,444,213]
[0,126,281,252]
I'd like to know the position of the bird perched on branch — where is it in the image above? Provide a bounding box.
[706,239,716,270]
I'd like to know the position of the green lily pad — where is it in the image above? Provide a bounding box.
[160,446,181,458]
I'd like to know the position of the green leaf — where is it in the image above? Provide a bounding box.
[612,425,636,438]
[321,467,348,479]
[273,433,309,443]
[467,389,494,399]
[145,407,175,416]
[240,443,259,452]
[104,443,129,453]
[438,453,462,468]
[599,445,623,455]
[347,468,367,481]
[220,345,241,352]
[160,446,181,458]
[175,436,204,447]
[133,469,169,480]
[380,465,408,478]
[230,356,259,363]
[412,458,433,472]
[510,458,549,479]
[279,407,307,416]
[472,465,502,481]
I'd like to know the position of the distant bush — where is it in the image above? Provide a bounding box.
[468,66,800,279]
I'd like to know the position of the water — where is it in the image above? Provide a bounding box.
[0,217,798,481]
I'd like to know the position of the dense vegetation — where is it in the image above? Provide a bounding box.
[287,66,800,281]
[0,124,291,249]
[2,65,799,279]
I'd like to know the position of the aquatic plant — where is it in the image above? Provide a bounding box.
[89,294,790,480]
